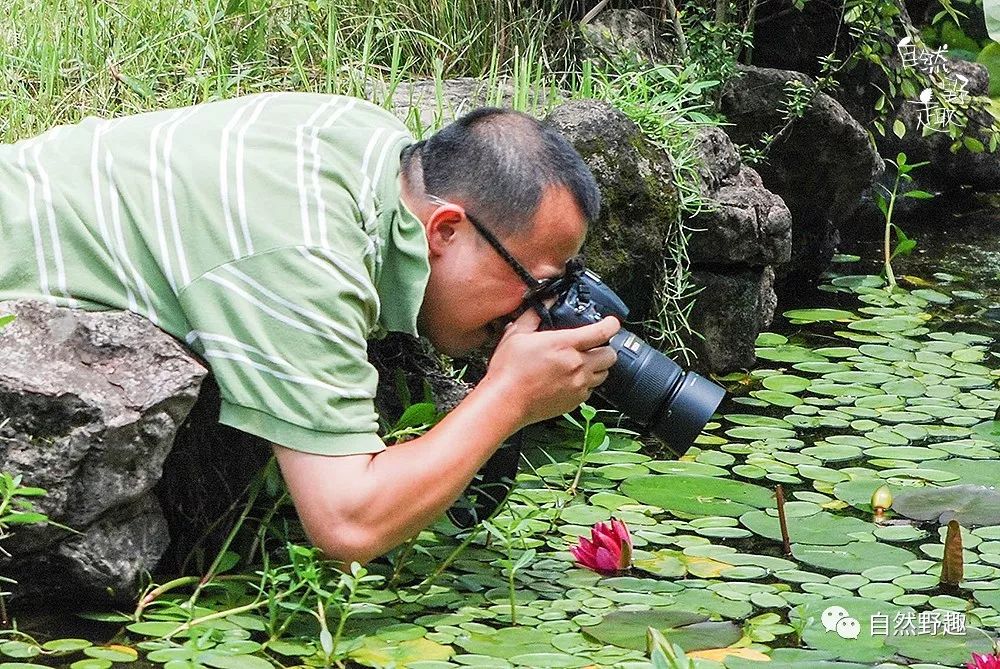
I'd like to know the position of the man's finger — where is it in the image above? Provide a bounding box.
[504,305,542,336]
[585,345,618,371]
[564,316,621,350]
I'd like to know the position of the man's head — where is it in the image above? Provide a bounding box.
[401,108,601,357]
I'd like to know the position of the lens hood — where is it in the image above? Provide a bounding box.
[651,371,726,449]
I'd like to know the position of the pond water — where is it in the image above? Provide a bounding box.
[7,213,1000,668]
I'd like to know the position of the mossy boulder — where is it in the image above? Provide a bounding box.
[546,99,680,326]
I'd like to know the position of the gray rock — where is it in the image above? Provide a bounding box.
[687,127,792,267]
[686,267,777,373]
[721,65,884,281]
[880,58,999,194]
[381,77,555,130]
[546,99,680,324]
[578,9,674,64]
[0,300,205,601]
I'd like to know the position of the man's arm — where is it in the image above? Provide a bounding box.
[273,311,619,564]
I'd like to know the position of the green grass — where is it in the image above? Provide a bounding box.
[0,0,564,140]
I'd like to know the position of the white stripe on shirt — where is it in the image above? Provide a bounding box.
[90,120,139,313]
[203,271,359,350]
[234,94,276,257]
[202,349,370,397]
[150,109,185,292]
[220,264,367,349]
[297,98,343,247]
[164,107,198,286]
[311,99,359,249]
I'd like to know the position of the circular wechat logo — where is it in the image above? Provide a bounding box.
[822,605,861,640]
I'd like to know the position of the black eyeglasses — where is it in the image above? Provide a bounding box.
[426,195,580,308]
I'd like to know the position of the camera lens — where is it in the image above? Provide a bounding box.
[600,329,725,450]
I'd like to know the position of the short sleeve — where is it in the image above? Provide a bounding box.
[177,245,386,456]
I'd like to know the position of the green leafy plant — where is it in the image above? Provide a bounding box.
[383,402,443,444]
[0,470,50,624]
[647,626,695,669]
[481,499,545,626]
[563,403,610,496]
[876,152,932,288]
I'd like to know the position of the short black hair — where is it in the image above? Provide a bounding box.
[402,108,600,236]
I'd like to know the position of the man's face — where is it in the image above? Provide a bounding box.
[417,185,588,357]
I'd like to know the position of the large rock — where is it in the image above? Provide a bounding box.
[0,300,206,601]
[546,101,791,372]
[577,9,674,64]
[688,267,778,372]
[684,127,792,372]
[878,58,999,194]
[721,65,884,282]
[686,127,792,267]
[545,99,680,325]
[748,0,999,203]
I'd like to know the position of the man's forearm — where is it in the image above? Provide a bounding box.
[322,384,521,561]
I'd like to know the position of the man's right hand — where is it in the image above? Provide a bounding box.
[484,307,620,427]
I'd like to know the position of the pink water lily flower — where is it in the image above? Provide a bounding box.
[570,518,632,575]
[969,653,1000,669]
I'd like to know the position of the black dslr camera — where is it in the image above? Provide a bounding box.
[541,262,726,449]
[448,260,726,528]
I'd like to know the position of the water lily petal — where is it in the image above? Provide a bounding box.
[592,546,621,574]
[611,519,632,548]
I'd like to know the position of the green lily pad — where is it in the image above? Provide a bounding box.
[928,458,1000,488]
[724,414,794,428]
[801,444,862,462]
[751,389,804,407]
[580,610,732,651]
[822,371,898,385]
[755,332,788,346]
[784,308,857,323]
[793,542,916,574]
[858,344,915,362]
[756,345,827,363]
[645,460,728,477]
[725,426,797,440]
[848,316,926,333]
[454,627,556,657]
[740,510,871,546]
[863,446,947,461]
[762,375,812,392]
[892,484,1000,527]
[621,474,774,518]
[350,638,453,668]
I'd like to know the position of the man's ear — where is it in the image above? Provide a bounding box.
[424,205,465,258]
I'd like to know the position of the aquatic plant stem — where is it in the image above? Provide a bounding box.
[419,524,485,590]
[508,568,517,625]
[388,536,417,588]
[883,182,899,289]
[568,414,593,497]
[134,574,259,620]
[775,484,791,556]
[164,597,274,639]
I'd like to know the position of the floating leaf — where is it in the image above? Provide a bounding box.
[783,308,857,323]
[892,484,1000,527]
[621,475,773,518]
[740,510,871,546]
[581,610,738,652]
[761,375,811,393]
[793,542,916,574]
[756,345,827,363]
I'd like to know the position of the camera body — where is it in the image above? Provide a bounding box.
[541,267,725,449]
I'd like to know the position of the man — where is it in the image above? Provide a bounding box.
[0,93,619,564]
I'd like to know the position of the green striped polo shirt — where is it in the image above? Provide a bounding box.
[0,93,431,456]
